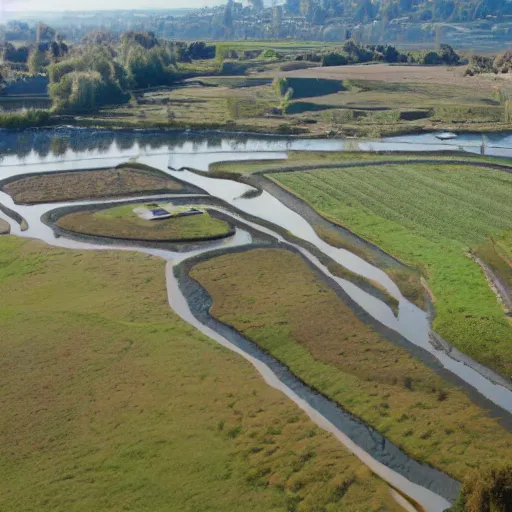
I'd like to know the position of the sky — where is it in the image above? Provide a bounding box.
[1,0,226,12]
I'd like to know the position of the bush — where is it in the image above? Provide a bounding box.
[279,61,312,72]
[452,465,512,512]
[0,110,51,129]
[262,48,280,59]
[218,60,247,76]
[322,53,347,67]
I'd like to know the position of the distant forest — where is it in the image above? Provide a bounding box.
[1,0,512,47]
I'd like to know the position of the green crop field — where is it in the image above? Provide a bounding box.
[56,204,232,241]
[191,248,512,482]
[0,237,402,512]
[270,162,512,377]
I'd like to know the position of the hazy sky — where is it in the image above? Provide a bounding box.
[2,0,225,12]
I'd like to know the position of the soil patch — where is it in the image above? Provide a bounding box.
[282,64,499,93]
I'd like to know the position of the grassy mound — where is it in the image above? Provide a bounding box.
[191,248,512,481]
[3,166,182,205]
[0,219,9,235]
[0,237,402,512]
[271,162,512,378]
[55,204,232,242]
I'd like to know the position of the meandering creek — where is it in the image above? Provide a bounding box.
[3,129,512,511]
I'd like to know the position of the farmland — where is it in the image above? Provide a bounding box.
[55,204,232,242]
[2,165,182,205]
[191,248,512,481]
[270,162,512,377]
[0,236,403,512]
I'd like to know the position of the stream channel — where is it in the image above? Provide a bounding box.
[3,129,512,511]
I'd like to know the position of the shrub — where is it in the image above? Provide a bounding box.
[453,465,512,512]
[0,109,51,129]
[218,60,247,76]
[262,48,279,59]
[322,53,347,67]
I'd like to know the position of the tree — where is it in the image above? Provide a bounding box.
[28,49,45,75]
[248,0,264,10]
[36,23,56,44]
[224,0,234,38]
[285,0,301,14]
[1,43,29,63]
[273,5,283,37]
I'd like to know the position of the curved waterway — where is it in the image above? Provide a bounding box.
[1,192,458,511]
[3,128,512,510]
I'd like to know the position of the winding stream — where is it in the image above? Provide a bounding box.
[3,129,512,510]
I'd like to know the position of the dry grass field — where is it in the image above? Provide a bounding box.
[282,64,500,92]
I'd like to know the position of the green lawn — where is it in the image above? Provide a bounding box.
[209,151,512,176]
[271,162,512,377]
[56,204,232,241]
[0,236,400,512]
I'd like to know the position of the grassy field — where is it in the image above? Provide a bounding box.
[56,204,232,241]
[3,166,182,205]
[209,151,512,176]
[270,162,512,378]
[191,248,512,482]
[0,236,403,512]
[80,70,509,137]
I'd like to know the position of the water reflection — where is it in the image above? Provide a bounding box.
[3,128,512,169]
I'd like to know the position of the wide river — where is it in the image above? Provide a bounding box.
[2,128,512,511]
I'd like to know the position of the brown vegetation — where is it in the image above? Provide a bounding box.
[3,166,182,204]
[0,219,10,235]
[283,64,499,92]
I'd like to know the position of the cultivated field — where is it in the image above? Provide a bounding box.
[2,166,182,205]
[270,162,512,377]
[0,237,402,512]
[191,248,512,481]
[56,204,232,241]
